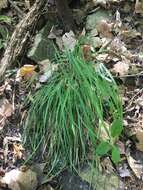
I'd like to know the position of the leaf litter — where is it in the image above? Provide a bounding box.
[0,0,143,189]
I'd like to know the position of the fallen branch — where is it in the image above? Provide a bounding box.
[0,0,47,81]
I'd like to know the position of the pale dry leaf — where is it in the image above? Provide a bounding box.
[109,37,126,52]
[112,60,130,76]
[13,143,24,160]
[38,59,51,73]
[0,168,38,190]
[96,53,109,62]
[39,59,58,83]
[118,164,131,178]
[0,81,11,96]
[114,10,122,32]
[93,0,107,7]
[121,29,141,39]
[0,98,13,129]
[135,0,143,13]
[98,120,110,141]
[135,129,143,151]
[25,0,31,9]
[62,31,77,51]
[38,185,54,190]
[127,155,143,179]
[0,0,8,9]
[109,38,133,59]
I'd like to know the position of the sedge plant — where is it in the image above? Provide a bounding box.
[23,46,123,175]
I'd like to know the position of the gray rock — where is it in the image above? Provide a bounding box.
[28,23,56,62]
[79,166,120,190]
[86,9,111,31]
[57,170,93,190]
[87,36,102,48]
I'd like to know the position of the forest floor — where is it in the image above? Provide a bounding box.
[0,0,143,190]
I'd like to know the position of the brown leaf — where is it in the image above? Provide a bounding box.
[0,98,13,129]
[13,143,25,160]
[96,19,113,38]
[20,64,36,76]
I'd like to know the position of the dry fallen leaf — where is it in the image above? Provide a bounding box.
[13,143,25,160]
[0,167,38,190]
[96,19,113,38]
[135,0,143,13]
[121,29,141,40]
[0,0,8,9]
[0,98,13,130]
[127,154,143,179]
[38,59,58,83]
[81,45,92,61]
[98,120,110,141]
[93,0,107,8]
[62,31,77,51]
[112,60,130,76]
[19,65,36,77]
[135,129,143,151]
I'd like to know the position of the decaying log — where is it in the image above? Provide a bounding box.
[0,0,47,81]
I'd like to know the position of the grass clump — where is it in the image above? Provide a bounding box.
[23,47,123,175]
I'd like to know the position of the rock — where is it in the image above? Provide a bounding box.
[89,28,98,37]
[28,23,56,62]
[86,9,111,31]
[87,36,102,48]
[79,165,120,190]
[0,167,38,190]
[56,170,93,190]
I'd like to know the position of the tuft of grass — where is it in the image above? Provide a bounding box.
[23,46,123,175]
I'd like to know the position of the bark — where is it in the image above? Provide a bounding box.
[0,0,47,81]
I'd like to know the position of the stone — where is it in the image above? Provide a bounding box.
[87,36,102,48]
[86,9,111,31]
[79,165,120,190]
[28,23,56,62]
